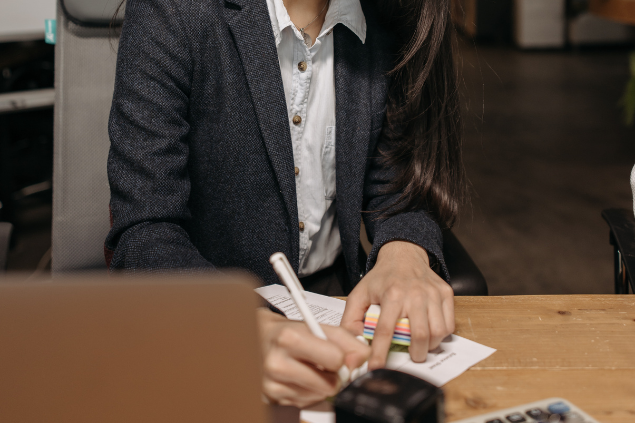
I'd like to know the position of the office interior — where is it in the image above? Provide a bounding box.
[3,0,634,295]
[1,0,635,422]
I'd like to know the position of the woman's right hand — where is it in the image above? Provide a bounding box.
[257,308,371,408]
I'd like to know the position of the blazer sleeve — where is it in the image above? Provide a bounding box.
[105,0,214,271]
[362,139,449,282]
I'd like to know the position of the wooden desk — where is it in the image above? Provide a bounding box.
[590,0,635,25]
[446,295,635,423]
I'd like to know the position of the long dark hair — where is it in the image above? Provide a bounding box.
[110,1,126,36]
[111,0,465,227]
[375,0,465,228]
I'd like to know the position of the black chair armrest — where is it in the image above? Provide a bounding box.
[443,229,488,296]
[601,208,635,294]
[0,222,13,273]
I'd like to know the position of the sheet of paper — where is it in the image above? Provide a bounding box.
[299,401,334,423]
[255,284,346,326]
[385,334,496,387]
[300,410,335,423]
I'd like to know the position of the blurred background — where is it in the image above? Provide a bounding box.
[1,0,634,295]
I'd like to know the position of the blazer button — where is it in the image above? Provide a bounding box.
[299,222,305,231]
[298,61,307,72]
[292,115,302,125]
[294,166,300,175]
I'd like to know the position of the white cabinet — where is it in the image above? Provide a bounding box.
[514,0,566,48]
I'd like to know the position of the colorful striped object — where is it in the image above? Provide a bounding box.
[363,304,411,346]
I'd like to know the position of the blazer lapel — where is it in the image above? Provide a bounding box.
[334,24,372,282]
[222,0,300,270]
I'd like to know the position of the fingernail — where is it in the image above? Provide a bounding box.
[356,335,369,345]
[350,361,368,381]
[338,365,350,385]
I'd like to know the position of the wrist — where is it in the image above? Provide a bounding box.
[377,240,430,267]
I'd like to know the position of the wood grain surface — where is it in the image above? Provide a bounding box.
[447,295,635,422]
[306,296,635,423]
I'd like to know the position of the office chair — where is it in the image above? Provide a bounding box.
[600,168,635,295]
[602,209,635,294]
[52,0,123,273]
[442,229,487,295]
[52,0,488,296]
[0,222,12,273]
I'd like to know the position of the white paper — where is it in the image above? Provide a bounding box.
[299,401,334,423]
[300,410,335,423]
[255,284,346,326]
[385,334,496,386]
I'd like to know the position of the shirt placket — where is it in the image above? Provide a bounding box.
[290,36,313,267]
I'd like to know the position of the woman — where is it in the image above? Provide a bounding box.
[106,0,465,407]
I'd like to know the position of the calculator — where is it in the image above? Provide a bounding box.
[450,398,600,423]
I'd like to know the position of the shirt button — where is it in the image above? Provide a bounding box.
[292,115,302,125]
[298,61,307,72]
[294,166,300,175]
[299,222,305,231]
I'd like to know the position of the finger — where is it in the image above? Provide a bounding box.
[406,299,430,363]
[323,326,372,370]
[340,285,369,336]
[265,353,340,396]
[427,301,448,351]
[263,379,326,408]
[276,325,345,372]
[442,294,455,335]
[368,300,402,370]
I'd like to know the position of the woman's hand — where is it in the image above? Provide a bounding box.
[340,241,455,370]
[257,308,370,408]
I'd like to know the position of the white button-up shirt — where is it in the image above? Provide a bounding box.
[266,0,366,276]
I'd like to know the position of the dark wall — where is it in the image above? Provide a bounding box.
[476,0,514,43]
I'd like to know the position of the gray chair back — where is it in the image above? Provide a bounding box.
[52,0,124,273]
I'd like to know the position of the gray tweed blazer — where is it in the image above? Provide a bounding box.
[105,0,447,287]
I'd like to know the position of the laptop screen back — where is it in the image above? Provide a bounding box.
[0,274,267,423]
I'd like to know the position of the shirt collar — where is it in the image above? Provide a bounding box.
[266,0,366,47]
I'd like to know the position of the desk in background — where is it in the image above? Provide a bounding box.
[590,0,635,25]
[446,295,635,423]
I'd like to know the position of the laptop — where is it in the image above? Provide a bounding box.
[0,273,268,423]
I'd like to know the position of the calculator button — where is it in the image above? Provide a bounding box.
[548,402,571,415]
[526,408,549,421]
[506,413,526,422]
[486,419,504,423]
[526,408,547,418]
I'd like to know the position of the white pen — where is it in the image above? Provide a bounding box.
[269,252,351,385]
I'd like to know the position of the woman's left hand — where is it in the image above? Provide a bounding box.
[340,240,455,370]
